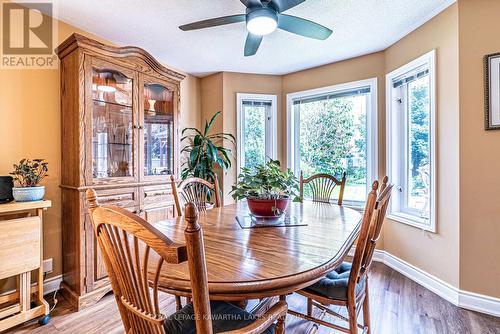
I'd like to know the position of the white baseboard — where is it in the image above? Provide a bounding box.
[43,274,63,295]
[348,247,500,317]
[459,290,500,317]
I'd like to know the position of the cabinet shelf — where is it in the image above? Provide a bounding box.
[93,99,132,109]
[92,141,132,146]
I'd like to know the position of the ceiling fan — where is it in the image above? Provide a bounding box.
[179,0,333,56]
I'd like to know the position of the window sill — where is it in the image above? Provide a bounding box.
[387,212,436,233]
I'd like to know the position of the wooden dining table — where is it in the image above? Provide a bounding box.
[149,200,362,301]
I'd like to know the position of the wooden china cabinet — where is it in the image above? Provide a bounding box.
[57,33,185,310]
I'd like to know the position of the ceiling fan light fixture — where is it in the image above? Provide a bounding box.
[246,8,278,36]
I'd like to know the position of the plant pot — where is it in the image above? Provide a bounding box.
[247,198,290,217]
[12,186,45,202]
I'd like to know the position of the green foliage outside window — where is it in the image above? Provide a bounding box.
[243,105,266,170]
[408,79,431,196]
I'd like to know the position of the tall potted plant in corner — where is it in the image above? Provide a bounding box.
[180,111,235,183]
[231,160,299,217]
[10,158,49,202]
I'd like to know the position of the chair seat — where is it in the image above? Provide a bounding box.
[164,301,275,334]
[303,262,365,301]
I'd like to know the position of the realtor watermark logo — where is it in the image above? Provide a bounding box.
[1,0,58,69]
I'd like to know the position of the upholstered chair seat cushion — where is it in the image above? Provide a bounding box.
[304,262,365,301]
[164,301,275,334]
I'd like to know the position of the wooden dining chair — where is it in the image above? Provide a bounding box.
[299,171,347,205]
[86,189,286,334]
[289,177,393,334]
[170,174,221,216]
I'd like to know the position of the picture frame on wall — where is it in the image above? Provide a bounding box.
[485,53,500,130]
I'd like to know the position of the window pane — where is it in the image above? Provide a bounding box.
[297,92,368,203]
[407,75,430,218]
[243,104,266,170]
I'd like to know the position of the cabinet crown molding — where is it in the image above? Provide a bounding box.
[56,33,186,82]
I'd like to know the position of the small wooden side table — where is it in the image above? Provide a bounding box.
[0,200,51,331]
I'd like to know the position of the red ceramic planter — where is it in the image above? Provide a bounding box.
[247,198,290,217]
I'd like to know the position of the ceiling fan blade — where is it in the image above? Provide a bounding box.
[277,14,332,40]
[179,14,246,31]
[269,0,305,12]
[240,0,263,8]
[244,33,263,56]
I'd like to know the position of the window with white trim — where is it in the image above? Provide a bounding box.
[236,93,277,172]
[286,78,378,207]
[386,50,436,232]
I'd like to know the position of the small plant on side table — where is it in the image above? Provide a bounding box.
[10,158,49,202]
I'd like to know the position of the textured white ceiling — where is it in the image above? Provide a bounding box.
[52,0,456,77]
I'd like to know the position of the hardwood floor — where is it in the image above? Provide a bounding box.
[4,262,500,334]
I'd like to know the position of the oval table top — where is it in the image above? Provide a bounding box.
[151,201,362,300]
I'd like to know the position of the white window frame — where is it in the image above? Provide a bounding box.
[236,93,278,173]
[286,78,378,208]
[386,49,436,232]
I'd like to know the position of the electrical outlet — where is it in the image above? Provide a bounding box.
[42,258,53,274]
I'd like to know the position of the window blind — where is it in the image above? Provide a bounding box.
[292,87,370,105]
[242,100,272,107]
[393,67,429,88]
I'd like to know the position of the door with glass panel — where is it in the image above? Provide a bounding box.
[236,94,277,172]
[87,58,137,185]
[139,75,177,181]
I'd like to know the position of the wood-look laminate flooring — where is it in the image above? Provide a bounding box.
[4,262,500,334]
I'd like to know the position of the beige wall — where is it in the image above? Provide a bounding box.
[458,0,500,298]
[383,4,460,287]
[0,19,200,286]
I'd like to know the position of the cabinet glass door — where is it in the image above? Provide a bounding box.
[91,67,134,179]
[142,82,174,177]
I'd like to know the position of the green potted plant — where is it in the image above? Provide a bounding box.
[181,111,234,183]
[231,160,299,217]
[10,158,49,202]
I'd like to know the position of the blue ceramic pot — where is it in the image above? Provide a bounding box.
[12,186,45,202]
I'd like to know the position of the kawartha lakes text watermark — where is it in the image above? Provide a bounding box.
[1,1,58,69]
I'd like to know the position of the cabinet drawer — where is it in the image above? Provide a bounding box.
[94,187,138,208]
[141,186,173,207]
